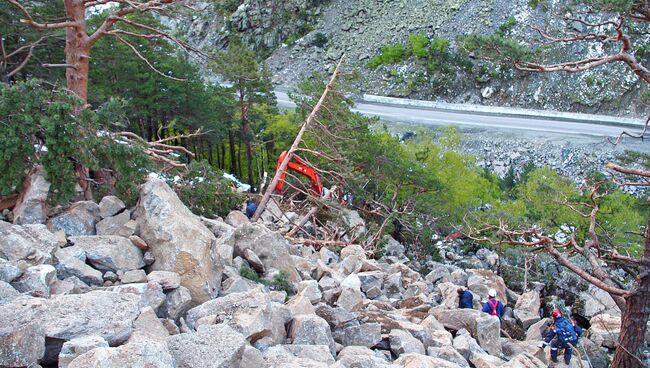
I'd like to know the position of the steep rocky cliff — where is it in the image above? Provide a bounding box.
[175,0,649,117]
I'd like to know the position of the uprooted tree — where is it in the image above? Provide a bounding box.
[465,1,650,366]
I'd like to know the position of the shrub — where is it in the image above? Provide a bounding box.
[174,160,245,218]
[312,32,328,48]
[367,44,409,69]
[408,33,429,58]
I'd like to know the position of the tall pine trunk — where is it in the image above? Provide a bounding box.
[228,130,237,175]
[610,212,650,367]
[64,0,90,104]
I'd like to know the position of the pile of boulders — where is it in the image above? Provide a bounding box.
[0,175,642,368]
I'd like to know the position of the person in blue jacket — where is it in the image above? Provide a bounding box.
[481,288,505,319]
[245,199,257,219]
[457,288,473,309]
[540,309,582,365]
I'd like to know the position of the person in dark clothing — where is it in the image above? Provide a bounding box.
[541,309,582,365]
[457,288,474,309]
[481,288,505,319]
[245,199,257,219]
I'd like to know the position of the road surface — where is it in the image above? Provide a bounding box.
[274,91,639,138]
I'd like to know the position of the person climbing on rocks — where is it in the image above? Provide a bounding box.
[457,287,473,309]
[245,198,258,219]
[481,288,504,319]
[540,309,581,366]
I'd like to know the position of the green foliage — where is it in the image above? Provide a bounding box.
[408,33,430,58]
[462,34,533,65]
[367,44,409,69]
[174,160,245,218]
[312,32,329,48]
[0,80,151,203]
[496,16,517,37]
[239,265,293,296]
[239,264,261,282]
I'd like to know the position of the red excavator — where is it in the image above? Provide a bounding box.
[274,151,323,196]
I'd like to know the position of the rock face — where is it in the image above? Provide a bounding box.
[13,166,50,225]
[0,291,141,362]
[133,178,220,304]
[288,314,337,356]
[69,236,144,272]
[223,222,299,282]
[167,324,246,368]
[54,246,104,286]
[0,322,45,368]
[49,201,101,236]
[0,222,59,266]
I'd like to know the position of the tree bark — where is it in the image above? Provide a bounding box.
[228,130,237,175]
[63,0,89,104]
[610,211,650,367]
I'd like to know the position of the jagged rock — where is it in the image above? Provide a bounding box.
[159,286,192,320]
[243,248,265,273]
[437,282,461,308]
[335,346,396,368]
[0,223,59,265]
[0,258,22,283]
[466,269,508,305]
[117,220,137,238]
[314,303,357,329]
[475,314,502,356]
[500,352,546,368]
[394,353,463,368]
[384,272,404,298]
[0,291,140,364]
[186,287,278,343]
[389,329,425,356]
[13,166,50,225]
[288,314,336,356]
[133,178,220,304]
[95,211,130,236]
[143,251,155,266]
[589,314,621,349]
[428,329,454,348]
[501,339,546,364]
[432,308,483,332]
[223,222,299,283]
[580,284,621,318]
[68,340,174,368]
[54,246,103,286]
[69,235,144,272]
[50,276,90,295]
[342,323,381,348]
[297,280,322,303]
[525,318,549,341]
[261,345,330,367]
[358,271,384,293]
[98,196,126,219]
[147,270,181,290]
[320,247,339,265]
[109,282,166,311]
[0,322,45,368]
[129,306,169,343]
[103,271,118,282]
[469,352,506,368]
[283,344,336,364]
[226,210,250,227]
[161,319,180,335]
[10,264,56,297]
[167,324,246,368]
[513,291,541,329]
[58,335,108,368]
[383,235,405,258]
[452,329,486,361]
[340,244,366,260]
[514,309,541,330]
[49,201,101,236]
[339,209,367,239]
[427,346,469,367]
[337,273,364,312]
[425,263,451,285]
[0,280,20,302]
[121,269,147,284]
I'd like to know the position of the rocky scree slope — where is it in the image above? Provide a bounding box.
[0,169,643,367]
[176,0,648,117]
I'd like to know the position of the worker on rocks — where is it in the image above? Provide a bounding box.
[481,288,505,320]
[540,309,582,366]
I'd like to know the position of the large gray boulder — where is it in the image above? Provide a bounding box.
[335,346,398,368]
[58,335,109,368]
[0,258,22,283]
[0,291,141,363]
[49,201,101,236]
[54,246,103,286]
[0,322,45,368]
[222,222,299,283]
[98,196,126,219]
[513,291,541,329]
[475,315,502,356]
[167,324,246,368]
[133,178,220,304]
[10,264,56,297]
[185,287,281,343]
[12,166,50,225]
[389,329,425,356]
[109,282,166,311]
[0,280,20,302]
[580,284,621,318]
[95,211,131,236]
[342,323,382,348]
[68,340,174,368]
[69,235,144,272]
[394,353,463,368]
[0,222,59,266]
[147,270,181,290]
[159,286,192,320]
[427,346,469,367]
[288,314,337,356]
[466,269,508,305]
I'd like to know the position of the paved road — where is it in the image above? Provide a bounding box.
[275,91,635,138]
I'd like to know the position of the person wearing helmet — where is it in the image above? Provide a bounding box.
[540,309,579,366]
[481,288,504,320]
